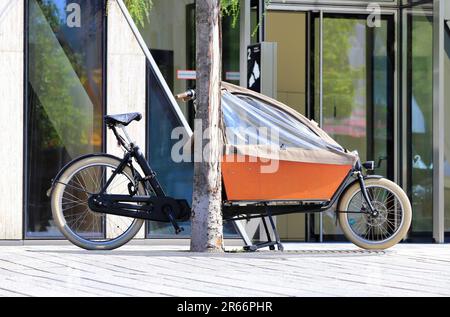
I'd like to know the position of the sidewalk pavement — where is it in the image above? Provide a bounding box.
[0,243,449,297]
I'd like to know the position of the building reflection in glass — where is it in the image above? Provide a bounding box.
[27,0,105,237]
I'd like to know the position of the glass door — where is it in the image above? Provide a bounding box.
[264,9,396,242]
[405,4,434,240]
[258,10,396,241]
[312,13,396,241]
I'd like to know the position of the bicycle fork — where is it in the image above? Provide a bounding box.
[357,172,379,217]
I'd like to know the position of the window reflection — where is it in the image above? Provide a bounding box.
[146,64,193,237]
[407,12,434,235]
[126,0,239,238]
[27,0,104,237]
[314,15,394,239]
[146,63,238,238]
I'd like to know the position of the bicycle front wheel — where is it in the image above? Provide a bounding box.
[51,155,145,250]
[338,178,412,250]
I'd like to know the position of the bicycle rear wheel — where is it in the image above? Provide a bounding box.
[51,155,145,250]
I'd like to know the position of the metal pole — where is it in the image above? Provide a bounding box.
[319,10,324,243]
[232,219,253,246]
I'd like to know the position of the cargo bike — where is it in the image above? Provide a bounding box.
[49,82,412,251]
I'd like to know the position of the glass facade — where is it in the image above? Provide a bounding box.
[136,0,240,125]
[263,0,449,241]
[406,6,434,236]
[26,0,105,237]
[19,0,450,242]
[126,0,240,238]
[146,62,194,237]
[141,1,197,237]
[136,0,195,122]
[315,15,394,176]
[314,14,395,239]
[265,8,395,241]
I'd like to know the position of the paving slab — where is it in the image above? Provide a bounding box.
[0,243,449,297]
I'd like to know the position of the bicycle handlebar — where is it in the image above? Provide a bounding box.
[176,89,196,102]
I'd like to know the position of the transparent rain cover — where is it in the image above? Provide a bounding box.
[222,92,344,152]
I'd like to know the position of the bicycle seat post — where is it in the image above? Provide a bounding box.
[119,125,135,147]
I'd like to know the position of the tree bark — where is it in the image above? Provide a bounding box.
[190,0,224,253]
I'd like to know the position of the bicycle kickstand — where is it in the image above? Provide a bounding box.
[265,205,284,252]
[243,205,285,252]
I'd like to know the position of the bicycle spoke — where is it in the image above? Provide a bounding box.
[62,200,87,210]
[346,185,404,243]
[58,162,141,244]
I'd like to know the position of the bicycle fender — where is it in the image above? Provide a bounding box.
[336,175,385,207]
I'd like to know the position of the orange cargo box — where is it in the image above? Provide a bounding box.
[222,155,352,202]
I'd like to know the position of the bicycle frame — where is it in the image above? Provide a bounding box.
[223,169,381,221]
[223,164,380,251]
[85,125,190,233]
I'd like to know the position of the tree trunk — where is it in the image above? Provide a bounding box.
[190,0,224,253]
